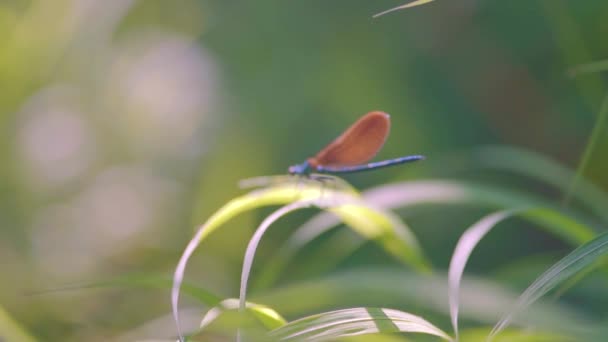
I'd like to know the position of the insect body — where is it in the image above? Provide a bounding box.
[288,111,424,175]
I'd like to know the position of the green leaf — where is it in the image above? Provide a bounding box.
[270,307,452,341]
[564,92,608,205]
[490,231,608,340]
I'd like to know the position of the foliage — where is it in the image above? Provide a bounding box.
[1,1,608,341]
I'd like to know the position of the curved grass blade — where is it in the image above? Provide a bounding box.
[449,211,516,341]
[270,307,452,341]
[239,195,428,337]
[489,231,608,340]
[172,178,351,340]
[446,209,592,338]
[240,199,321,314]
[173,177,428,341]
[373,0,436,18]
[254,189,429,289]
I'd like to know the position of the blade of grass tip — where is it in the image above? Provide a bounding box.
[564,91,608,205]
[568,58,608,77]
[373,0,436,18]
[448,210,517,341]
[489,231,608,341]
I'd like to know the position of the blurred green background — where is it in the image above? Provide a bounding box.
[1,0,607,341]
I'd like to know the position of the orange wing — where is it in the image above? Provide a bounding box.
[308,111,391,168]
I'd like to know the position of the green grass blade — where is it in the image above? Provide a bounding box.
[489,231,608,340]
[240,196,429,329]
[173,178,429,340]
[438,207,590,340]
[240,200,320,317]
[564,92,608,205]
[373,0,436,18]
[270,307,452,341]
[449,211,516,340]
[0,306,37,342]
[173,178,353,340]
